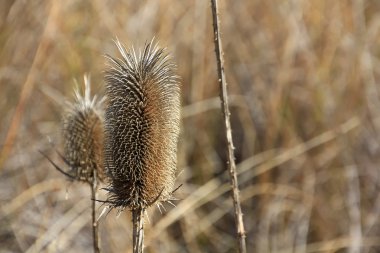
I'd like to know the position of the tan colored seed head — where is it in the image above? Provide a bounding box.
[104,39,180,210]
[62,76,105,183]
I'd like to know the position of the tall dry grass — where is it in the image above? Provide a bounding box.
[1,0,380,252]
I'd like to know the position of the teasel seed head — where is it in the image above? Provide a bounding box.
[62,75,105,183]
[104,39,180,210]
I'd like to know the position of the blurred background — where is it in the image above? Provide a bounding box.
[1,0,380,252]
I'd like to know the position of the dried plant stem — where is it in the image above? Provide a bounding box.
[132,208,145,253]
[91,171,101,253]
[210,0,247,253]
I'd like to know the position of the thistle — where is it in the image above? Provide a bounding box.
[48,75,105,253]
[62,75,105,183]
[103,39,180,252]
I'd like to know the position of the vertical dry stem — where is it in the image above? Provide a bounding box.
[210,0,247,252]
[132,208,144,253]
[91,170,100,253]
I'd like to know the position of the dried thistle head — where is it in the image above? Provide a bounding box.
[62,75,105,183]
[104,39,180,210]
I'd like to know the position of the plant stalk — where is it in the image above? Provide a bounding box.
[132,208,145,253]
[210,0,247,252]
[91,171,101,253]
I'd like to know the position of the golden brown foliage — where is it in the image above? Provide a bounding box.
[2,1,380,252]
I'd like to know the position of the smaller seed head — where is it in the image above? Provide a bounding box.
[62,75,105,183]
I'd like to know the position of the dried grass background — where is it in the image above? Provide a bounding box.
[1,0,380,252]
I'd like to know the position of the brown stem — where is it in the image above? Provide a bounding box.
[132,208,144,253]
[209,0,247,253]
[91,172,101,253]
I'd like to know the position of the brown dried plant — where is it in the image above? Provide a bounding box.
[63,76,104,253]
[62,75,105,184]
[43,75,105,253]
[103,39,180,253]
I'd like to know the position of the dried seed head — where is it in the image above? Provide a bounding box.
[104,39,180,210]
[62,75,105,183]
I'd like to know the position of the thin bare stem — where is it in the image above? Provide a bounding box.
[132,208,145,253]
[91,171,101,253]
[209,0,247,253]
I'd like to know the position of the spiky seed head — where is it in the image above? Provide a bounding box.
[104,39,180,210]
[62,75,105,183]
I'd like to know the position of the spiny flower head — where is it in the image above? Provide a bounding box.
[104,39,180,210]
[62,75,105,183]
